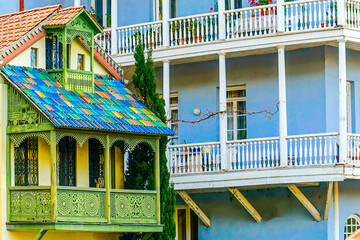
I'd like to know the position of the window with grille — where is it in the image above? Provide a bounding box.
[14,137,38,186]
[57,136,76,186]
[345,214,360,239]
[170,93,179,145]
[227,86,247,141]
[89,139,105,188]
[45,35,63,70]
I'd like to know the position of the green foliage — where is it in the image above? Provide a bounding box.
[125,43,176,240]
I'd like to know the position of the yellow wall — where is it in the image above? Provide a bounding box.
[8,231,120,240]
[8,37,46,69]
[8,36,111,77]
[114,146,124,189]
[38,138,51,186]
[77,141,89,187]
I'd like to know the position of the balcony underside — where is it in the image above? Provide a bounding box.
[6,222,163,232]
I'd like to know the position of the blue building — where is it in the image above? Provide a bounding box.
[6,0,360,239]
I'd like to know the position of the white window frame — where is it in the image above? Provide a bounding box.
[226,85,247,141]
[345,214,360,239]
[153,0,161,21]
[174,205,191,240]
[169,93,179,145]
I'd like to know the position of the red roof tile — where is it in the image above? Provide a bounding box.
[0,5,61,52]
[43,6,84,26]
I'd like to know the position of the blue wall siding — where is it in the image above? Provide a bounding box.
[177,184,328,239]
[118,0,153,26]
[157,47,327,144]
[0,1,18,15]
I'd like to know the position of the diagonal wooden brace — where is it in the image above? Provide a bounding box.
[229,188,262,223]
[177,191,211,227]
[288,184,321,222]
[34,229,47,240]
[323,182,333,220]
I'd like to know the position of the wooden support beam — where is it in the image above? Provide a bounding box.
[229,188,262,223]
[33,229,47,240]
[288,184,321,222]
[177,191,211,227]
[323,182,334,220]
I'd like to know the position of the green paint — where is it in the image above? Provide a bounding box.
[50,131,57,222]
[105,135,111,223]
[33,229,47,240]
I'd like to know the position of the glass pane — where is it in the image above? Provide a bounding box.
[235,0,242,8]
[227,102,233,110]
[227,89,246,98]
[30,48,37,67]
[227,131,234,141]
[237,116,246,129]
[177,209,187,240]
[237,130,247,139]
[237,101,246,112]
[170,137,179,145]
[171,123,178,134]
[170,97,178,105]
[227,116,234,130]
[77,54,84,70]
[171,110,178,120]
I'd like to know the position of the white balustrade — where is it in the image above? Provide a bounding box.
[114,21,163,55]
[287,133,338,166]
[225,5,277,39]
[168,142,221,174]
[284,0,337,32]
[169,13,219,46]
[346,0,360,28]
[347,134,360,165]
[227,137,280,170]
[95,30,112,54]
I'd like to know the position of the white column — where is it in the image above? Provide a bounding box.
[338,0,346,26]
[218,0,226,40]
[277,0,285,32]
[334,181,339,240]
[111,0,118,55]
[163,60,170,123]
[163,0,170,47]
[219,52,228,170]
[278,46,288,166]
[74,0,81,6]
[339,39,347,163]
[103,0,108,27]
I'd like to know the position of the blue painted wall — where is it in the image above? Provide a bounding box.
[156,47,327,144]
[0,0,18,15]
[118,0,153,26]
[176,184,328,239]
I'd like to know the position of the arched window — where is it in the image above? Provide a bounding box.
[14,136,38,186]
[345,214,360,239]
[89,138,104,188]
[57,136,76,186]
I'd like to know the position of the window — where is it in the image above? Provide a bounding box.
[175,206,198,240]
[89,139,105,188]
[66,44,71,69]
[77,54,85,70]
[170,93,179,145]
[227,86,247,141]
[57,136,76,186]
[14,137,38,186]
[30,48,38,67]
[225,0,242,10]
[345,214,360,239]
[45,35,63,69]
[171,0,176,18]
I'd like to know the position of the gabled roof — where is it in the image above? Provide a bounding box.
[0,5,60,53]
[43,6,84,27]
[1,65,174,136]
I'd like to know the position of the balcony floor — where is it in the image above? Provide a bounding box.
[6,222,163,232]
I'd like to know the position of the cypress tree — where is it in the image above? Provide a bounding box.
[126,43,176,240]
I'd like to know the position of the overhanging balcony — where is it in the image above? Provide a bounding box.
[167,133,360,191]
[95,0,360,62]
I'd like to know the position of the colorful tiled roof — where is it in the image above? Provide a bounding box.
[43,6,85,27]
[0,5,60,53]
[1,65,174,136]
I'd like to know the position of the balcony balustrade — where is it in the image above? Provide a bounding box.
[94,0,360,56]
[168,132,346,175]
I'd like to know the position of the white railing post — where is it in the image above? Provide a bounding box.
[277,0,285,32]
[74,0,81,7]
[163,0,170,47]
[339,39,347,163]
[219,0,226,40]
[163,60,171,125]
[338,0,346,26]
[278,46,288,166]
[219,52,228,170]
[111,0,118,55]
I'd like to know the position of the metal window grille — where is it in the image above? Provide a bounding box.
[89,139,105,188]
[344,214,360,239]
[57,136,76,186]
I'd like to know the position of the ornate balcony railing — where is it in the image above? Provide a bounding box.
[168,133,343,175]
[95,0,350,56]
[48,69,93,92]
[9,186,157,224]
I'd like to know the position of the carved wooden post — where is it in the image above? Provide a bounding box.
[155,138,161,224]
[50,131,57,222]
[104,135,111,223]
